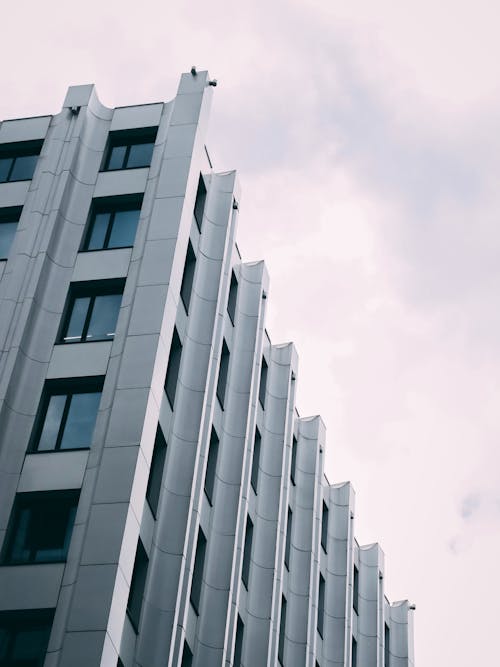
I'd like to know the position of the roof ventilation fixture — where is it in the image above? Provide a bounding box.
[191,66,197,76]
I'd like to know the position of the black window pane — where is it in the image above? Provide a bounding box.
[0,610,54,667]
[181,642,193,667]
[126,142,154,169]
[59,392,100,450]
[204,427,219,504]
[259,358,268,408]
[36,394,66,451]
[193,175,207,231]
[9,154,38,181]
[353,565,359,614]
[290,436,297,485]
[234,617,244,667]
[165,328,182,407]
[86,293,121,341]
[352,637,357,667]
[251,428,261,493]
[180,241,196,313]
[107,145,127,170]
[146,427,167,517]
[127,540,149,632]
[0,158,12,183]
[321,502,328,553]
[0,222,17,259]
[216,340,230,408]
[190,530,206,614]
[385,623,391,667]
[108,209,140,248]
[317,574,325,637]
[278,596,287,665]
[242,517,253,588]
[64,296,91,342]
[227,272,238,324]
[86,212,110,250]
[284,508,292,570]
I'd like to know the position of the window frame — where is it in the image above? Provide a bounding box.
[0,608,54,667]
[0,139,42,184]
[80,195,143,252]
[101,127,157,172]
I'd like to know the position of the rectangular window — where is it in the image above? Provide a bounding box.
[321,501,329,553]
[352,637,357,667]
[30,378,102,452]
[234,616,244,667]
[146,426,167,517]
[259,357,268,408]
[102,128,157,171]
[127,539,149,633]
[385,623,391,667]
[241,516,253,589]
[290,436,297,485]
[59,280,124,344]
[190,529,207,614]
[0,206,22,260]
[0,608,54,667]
[317,574,325,637]
[284,508,292,571]
[278,595,287,665]
[227,271,238,324]
[0,140,42,183]
[180,240,196,313]
[2,491,79,565]
[165,327,182,408]
[353,565,359,614]
[216,340,230,409]
[204,427,219,505]
[193,174,207,231]
[180,641,193,667]
[250,427,261,494]
[82,196,142,251]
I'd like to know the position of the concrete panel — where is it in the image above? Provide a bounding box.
[19,451,89,492]
[0,180,30,207]
[73,248,131,282]
[0,563,64,610]
[111,104,163,131]
[94,168,149,199]
[47,341,111,378]
[0,115,51,143]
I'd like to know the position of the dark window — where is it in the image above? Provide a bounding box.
[352,637,357,667]
[385,623,391,667]
[204,427,219,504]
[190,529,207,614]
[353,565,359,614]
[241,516,253,589]
[102,128,157,171]
[216,340,230,408]
[250,427,261,494]
[234,616,244,667]
[284,508,292,570]
[82,196,142,251]
[2,491,79,565]
[278,595,287,665]
[31,378,102,452]
[321,501,329,553]
[193,175,207,231]
[180,641,193,667]
[0,140,42,183]
[59,280,124,344]
[117,659,125,667]
[180,240,196,313]
[259,357,268,408]
[165,327,182,408]
[0,608,54,667]
[0,206,22,259]
[146,426,167,517]
[290,436,297,485]
[127,539,148,633]
[317,574,325,637]
[227,271,238,324]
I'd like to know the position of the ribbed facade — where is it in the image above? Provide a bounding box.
[0,70,414,667]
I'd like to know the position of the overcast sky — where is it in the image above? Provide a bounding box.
[3,1,500,663]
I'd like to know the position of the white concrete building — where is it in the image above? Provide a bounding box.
[0,70,415,667]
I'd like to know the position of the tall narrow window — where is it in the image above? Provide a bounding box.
[59,280,124,343]
[193,175,207,231]
[146,426,167,517]
[385,623,391,667]
[290,436,298,485]
[0,609,54,667]
[234,616,244,667]
[31,378,102,452]
[165,327,182,408]
[180,240,196,313]
[216,340,230,408]
[0,206,21,260]
[190,529,207,614]
[0,140,42,183]
[227,271,238,324]
[317,573,325,637]
[180,641,193,667]
[352,637,357,667]
[2,491,79,565]
[259,357,268,408]
[278,595,287,665]
[204,427,219,504]
[241,516,254,589]
[127,539,149,633]
[321,501,329,553]
[82,196,142,251]
[250,427,261,494]
[353,565,359,614]
[102,128,157,171]
[284,508,292,570]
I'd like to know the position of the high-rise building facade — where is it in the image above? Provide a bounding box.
[0,70,414,667]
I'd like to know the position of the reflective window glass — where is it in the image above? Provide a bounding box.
[0,222,18,259]
[59,392,101,450]
[0,158,12,183]
[0,610,54,667]
[108,208,140,248]
[86,293,121,341]
[86,212,110,250]
[9,154,38,181]
[36,394,66,451]
[63,296,90,342]
[107,145,127,170]
[127,142,154,168]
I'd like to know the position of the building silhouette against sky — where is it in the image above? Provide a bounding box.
[0,70,414,667]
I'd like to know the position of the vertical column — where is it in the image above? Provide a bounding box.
[389,600,415,667]
[357,543,385,667]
